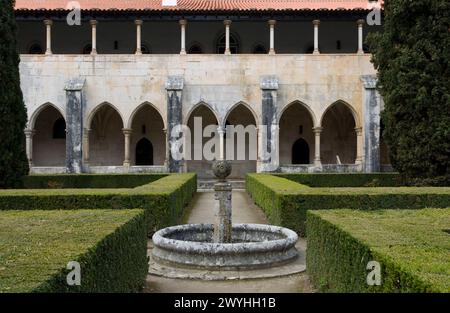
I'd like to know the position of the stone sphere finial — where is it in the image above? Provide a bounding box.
[212,160,232,181]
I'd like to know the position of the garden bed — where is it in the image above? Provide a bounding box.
[0,209,148,293]
[0,173,197,232]
[246,174,450,235]
[306,208,450,292]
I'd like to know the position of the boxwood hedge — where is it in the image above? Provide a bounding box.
[22,174,167,189]
[246,174,450,235]
[306,209,450,292]
[0,209,148,293]
[0,173,197,232]
[276,173,402,187]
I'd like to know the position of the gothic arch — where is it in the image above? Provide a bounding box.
[278,100,317,127]
[86,102,124,129]
[319,100,360,128]
[223,101,258,128]
[127,102,166,129]
[185,102,220,126]
[29,102,65,129]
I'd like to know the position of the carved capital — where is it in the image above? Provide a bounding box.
[260,75,279,90]
[360,75,378,89]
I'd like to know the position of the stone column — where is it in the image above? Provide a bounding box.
[357,19,365,54]
[361,75,381,172]
[135,20,143,55]
[163,128,169,168]
[313,20,320,54]
[90,20,98,55]
[224,20,232,55]
[355,127,363,165]
[166,76,184,172]
[268,20,276,55]
[259,75,279,173]
[64,78,85,174]
[179,19,187,55]
[313,127,323,167]
[24,129,35,168]
[122,128,132,169]
[44,19,53,55]
[217,126,225,160]
[214,179,232,243]
[83,128,91,169]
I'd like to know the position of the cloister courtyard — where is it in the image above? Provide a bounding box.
[0,173,449,293]
[1,0,448,297]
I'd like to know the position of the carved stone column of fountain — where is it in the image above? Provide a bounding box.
[212,160,232,243]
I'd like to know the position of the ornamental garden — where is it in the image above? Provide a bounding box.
[1,0,449,294]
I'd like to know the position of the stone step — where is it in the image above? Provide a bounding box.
[198,180,245,190]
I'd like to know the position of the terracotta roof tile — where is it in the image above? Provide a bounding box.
[15,0,379,12]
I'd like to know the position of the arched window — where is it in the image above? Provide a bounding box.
[216,33,239,54]
[292,138,310,164]
[82,44,92,54]
[135,138,154,166]
[52,118,66,139]
[188,44,203,54]
[28,43,43,54]
[252,44,267,54]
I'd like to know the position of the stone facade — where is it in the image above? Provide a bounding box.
[18,19,388,178]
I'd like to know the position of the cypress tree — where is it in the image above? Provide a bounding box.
[368,0,450,184]
[0,0,29,188]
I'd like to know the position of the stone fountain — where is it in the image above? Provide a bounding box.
[150,161,304,279]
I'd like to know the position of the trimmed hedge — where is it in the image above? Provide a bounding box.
[306,209,450,292]
[246,174,450,235]
[0,173,197,232]
[276,173,402,187]
[0,209,148,293]
[22,174,167,189]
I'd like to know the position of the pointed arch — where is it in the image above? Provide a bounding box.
[185,102,220,125]
[223,101,258,127]
[88,102,125,166]
[86,102,124,129]
[320,100,360,128]
[278,100,317,127]
[127,102,166,129]
[129,102,166,166]
[32,103,66,166]
[320,100,358,164]
[29,102,65,129]
[279,100,315,165]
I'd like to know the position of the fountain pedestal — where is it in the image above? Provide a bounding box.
[213,182,232,243]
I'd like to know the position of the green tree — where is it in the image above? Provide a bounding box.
[0,0,29,188]
[368,0,450,184]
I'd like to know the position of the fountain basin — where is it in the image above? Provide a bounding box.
[152,223,298,270]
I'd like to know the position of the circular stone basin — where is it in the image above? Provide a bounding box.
[152,223,298,270]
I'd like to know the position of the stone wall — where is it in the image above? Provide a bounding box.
[20,54,380,176]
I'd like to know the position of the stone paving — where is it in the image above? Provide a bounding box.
[145,191,314,293]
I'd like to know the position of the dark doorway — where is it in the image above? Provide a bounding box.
[292,138,310,164]
[135,138,153,166]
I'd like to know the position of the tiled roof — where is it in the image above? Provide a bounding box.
[15,0,378,12]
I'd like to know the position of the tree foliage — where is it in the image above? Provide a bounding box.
[368,0,450,183]
[0,0,29,187]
